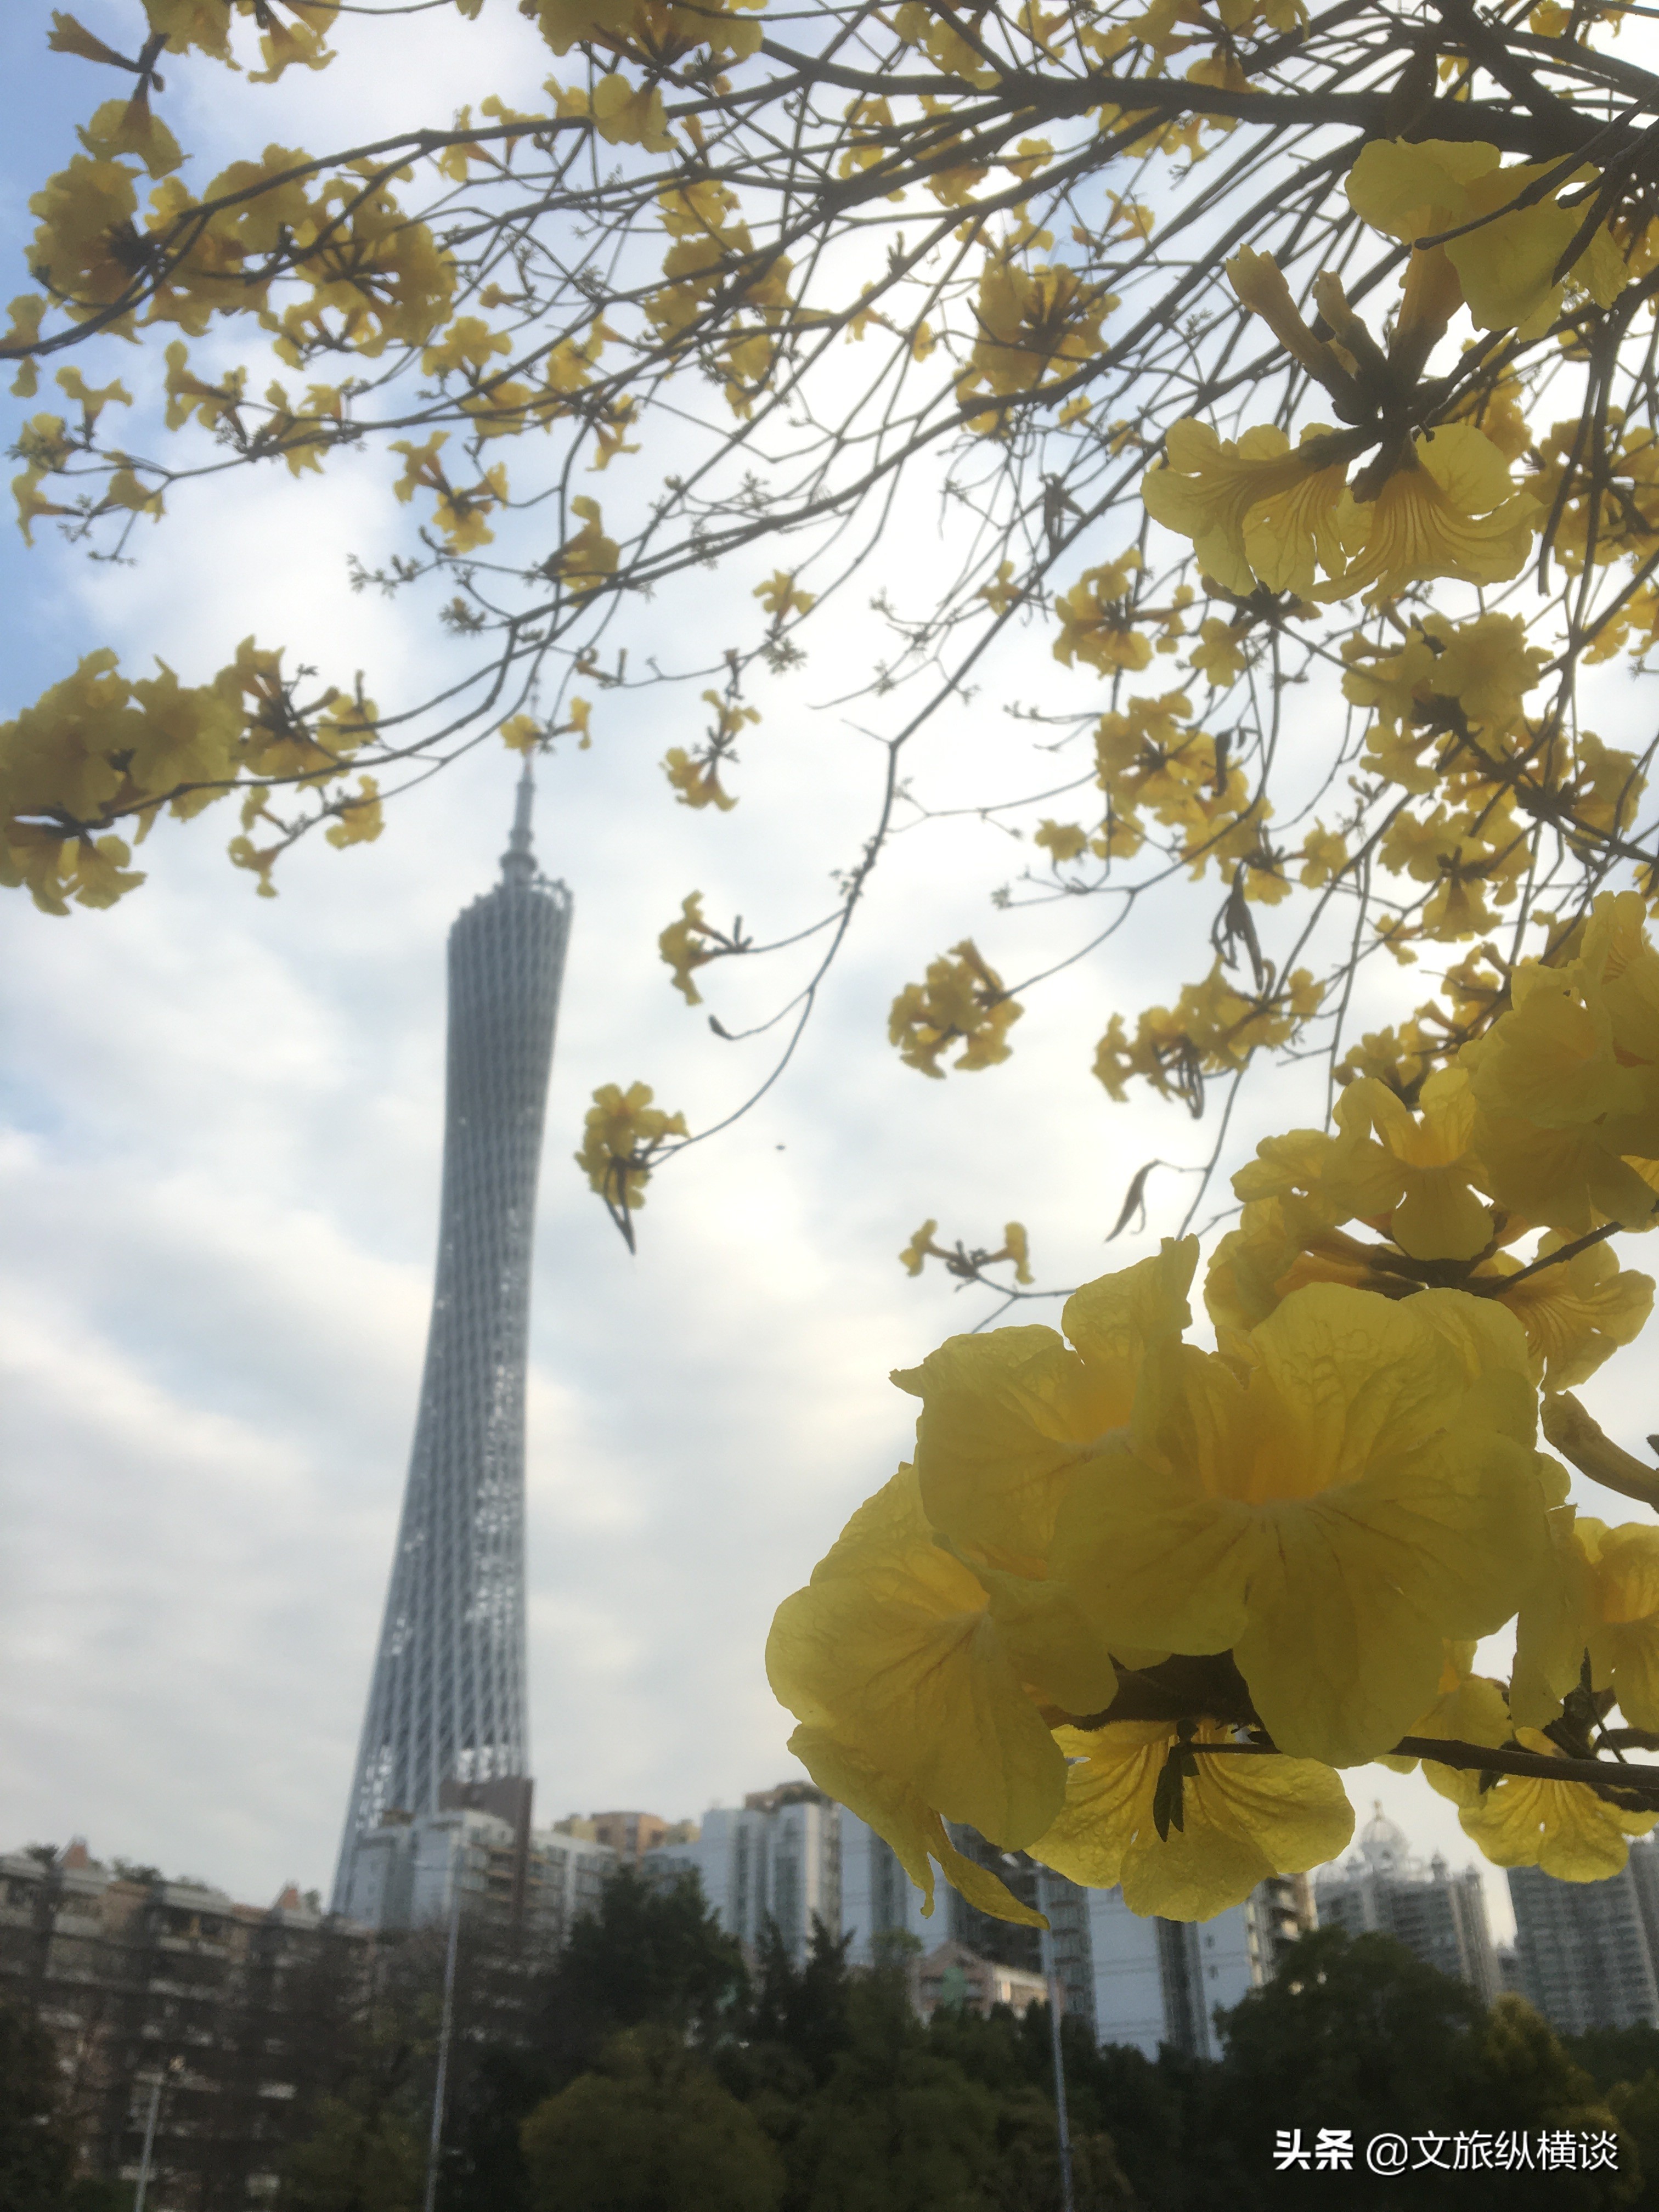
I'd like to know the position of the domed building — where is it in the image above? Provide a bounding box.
[1313,1802,1498,2004]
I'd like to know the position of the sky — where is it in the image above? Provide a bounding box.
[5,3,1658,1951]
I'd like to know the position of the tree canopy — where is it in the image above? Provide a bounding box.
[0,2001,76,2212]
[286,1906,1656,2210]
[13,0,1659,1925]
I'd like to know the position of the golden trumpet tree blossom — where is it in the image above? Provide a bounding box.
[1032,1720,1354,1921]
[1141,420,1353,596]
[1048,1284,1548,1768]
[1458,1731,1658,1882]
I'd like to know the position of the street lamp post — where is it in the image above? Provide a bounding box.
[1003,1855,1076,2212]
[422,1857,465,2212]
[133,2055,183,2212]
[1034,1865,1077,2212]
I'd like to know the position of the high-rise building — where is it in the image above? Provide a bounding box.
[1509,1839,1659,2034]
[838,1805,941,1969]
[841,1815,1306,2052]
[938,1829,1096,2027]
[646,1784,843,1965]
[333,769,572,1925]
[1084,1877,1312,2056]
[1313,1804,1498,2004]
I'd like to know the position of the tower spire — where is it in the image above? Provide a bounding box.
[502,753,537,884]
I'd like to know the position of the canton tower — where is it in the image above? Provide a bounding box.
[332,764,571,1915]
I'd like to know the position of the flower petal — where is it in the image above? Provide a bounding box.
[786,1724,1046,1927]
[894,1327,1116,1572]
[766,1466,1065,1846]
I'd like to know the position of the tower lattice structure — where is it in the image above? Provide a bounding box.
[332,769,571,1912]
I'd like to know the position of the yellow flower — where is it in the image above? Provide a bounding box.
[754,571,815,621]
[662,748,737,812]
[1541,1396,1659,1515]
[1002,1222,1033,1286]
[1093,691,1212,828]
[1035,820,1090,863]
[1299,825,1347,888]
[4,295,46,396]
[1485,1239,1654,1392]
[1203,1197,1386,1336]
[658,891,715,1006]
[0,823,144,916]
[1224,248,1354,392]
[1459,1729,1657,1880]
[1429,612,1549,729]
[1051,552,1151,675]
[1050,1284,1550,1766]
[27,156,142,328]
[1142,419,1354,596]
[958,257,1117,414]
[784,1727,1043,1927]
[1389,1648,1514,1808]
[1324,1067,1494,1262]
[72,91,178,183]
[124,661,241,794]
[1346,137,1623,336]
[889,941,1023,1079]
[420,315,512,381]
[893,1238,1198,1577]
[1188,617,1251,689]
[574,1081,687,1212]
[1030,1720,1353,1920]
[767,1466,1071,1857]
[591,72,674,153]
[1465,894,1659,1233]
[1584,1520,1659,1731]
[1324,427,1536,603]
[324,775,383,850]
[1093,966,1324,1109]
[546,495,618,596]
[899,1220,940,1277]
[1211,1144,1646,1390]
[977,560,1023,618]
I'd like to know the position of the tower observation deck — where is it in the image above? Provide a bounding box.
[332,766,571,1917]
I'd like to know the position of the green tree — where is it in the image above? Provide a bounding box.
[1194,1929,1633,2211]
[980,2079,1138,2212]
[747,1920,854,2087]
[275,1936,438,2212]
[520,2025,785,2212]
[431,1870,748,2211]
[279,2093,425,2212]
[438,2045,555,2212]
[0,2001,75,2212]
[777,1969,1000,2212]
[64,2182,136,2212]
[918,1996,1137,2208]
[1607,2076,1659,2212]
[1572,2028,1659,2099]
[556,1868,747,2047]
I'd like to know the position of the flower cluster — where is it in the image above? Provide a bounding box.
[776,905,1659,1925]
[0,637,379,914]
[889,941,1024,1078]
[574,1080,689,1244]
